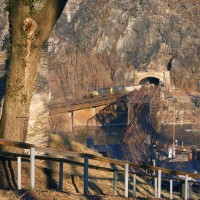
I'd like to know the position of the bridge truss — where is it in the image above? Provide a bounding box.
[121,86,161,162]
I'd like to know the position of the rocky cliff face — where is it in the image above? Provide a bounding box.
[26,51,50,147]
[49,0,200,102]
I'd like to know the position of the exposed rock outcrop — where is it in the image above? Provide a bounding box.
[49,0,200,101]
[26,51,50,147]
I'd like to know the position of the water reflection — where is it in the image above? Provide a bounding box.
[73,123,200,148]
[73,125,125,145]
[162,124,200,146]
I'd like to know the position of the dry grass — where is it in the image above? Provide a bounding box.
[0,134,199,199]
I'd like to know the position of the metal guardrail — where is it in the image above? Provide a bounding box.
[0,138,199,199]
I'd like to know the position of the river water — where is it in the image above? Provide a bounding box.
[73,125,125,145]
[161,124,200,147]
[73,124,200,147]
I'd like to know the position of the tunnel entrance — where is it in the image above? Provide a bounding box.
[139,77,160,85]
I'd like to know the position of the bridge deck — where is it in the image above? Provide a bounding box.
[49,92,132,115]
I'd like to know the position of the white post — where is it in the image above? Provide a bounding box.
[185,174,188,200]
[17,157,21,190]
[158,169,162,198]
[170,179,173,200]
[30,147,35,189]
[133,174,136,198]
[125,163,129,198]
[154,177,158,198]
[113,171,117,196]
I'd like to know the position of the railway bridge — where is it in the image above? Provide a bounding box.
[49,86,160,141]
[49,92,130,133]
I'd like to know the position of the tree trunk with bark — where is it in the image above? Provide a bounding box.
[0,0,68,142]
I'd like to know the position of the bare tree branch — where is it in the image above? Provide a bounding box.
[36,0,68,42]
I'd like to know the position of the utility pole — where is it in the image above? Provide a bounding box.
[172,106,175,158]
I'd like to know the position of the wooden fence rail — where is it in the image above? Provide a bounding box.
[0,138,200,199]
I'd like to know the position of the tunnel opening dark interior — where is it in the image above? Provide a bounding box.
[139,77,160,85]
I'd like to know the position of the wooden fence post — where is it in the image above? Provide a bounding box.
[17,157,21,190]
[125,163,129,198]
[84,156,89,196]
[59,160,64,192]
[158,169,162,199]
[113,171,117,196]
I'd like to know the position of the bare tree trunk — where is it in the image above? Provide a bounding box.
[0,0,68,142]
[0,49,40,141]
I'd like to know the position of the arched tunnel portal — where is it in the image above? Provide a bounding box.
[134,71,171,90]
[139,77,160,85]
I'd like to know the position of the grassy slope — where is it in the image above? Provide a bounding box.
[0,134,199,199]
